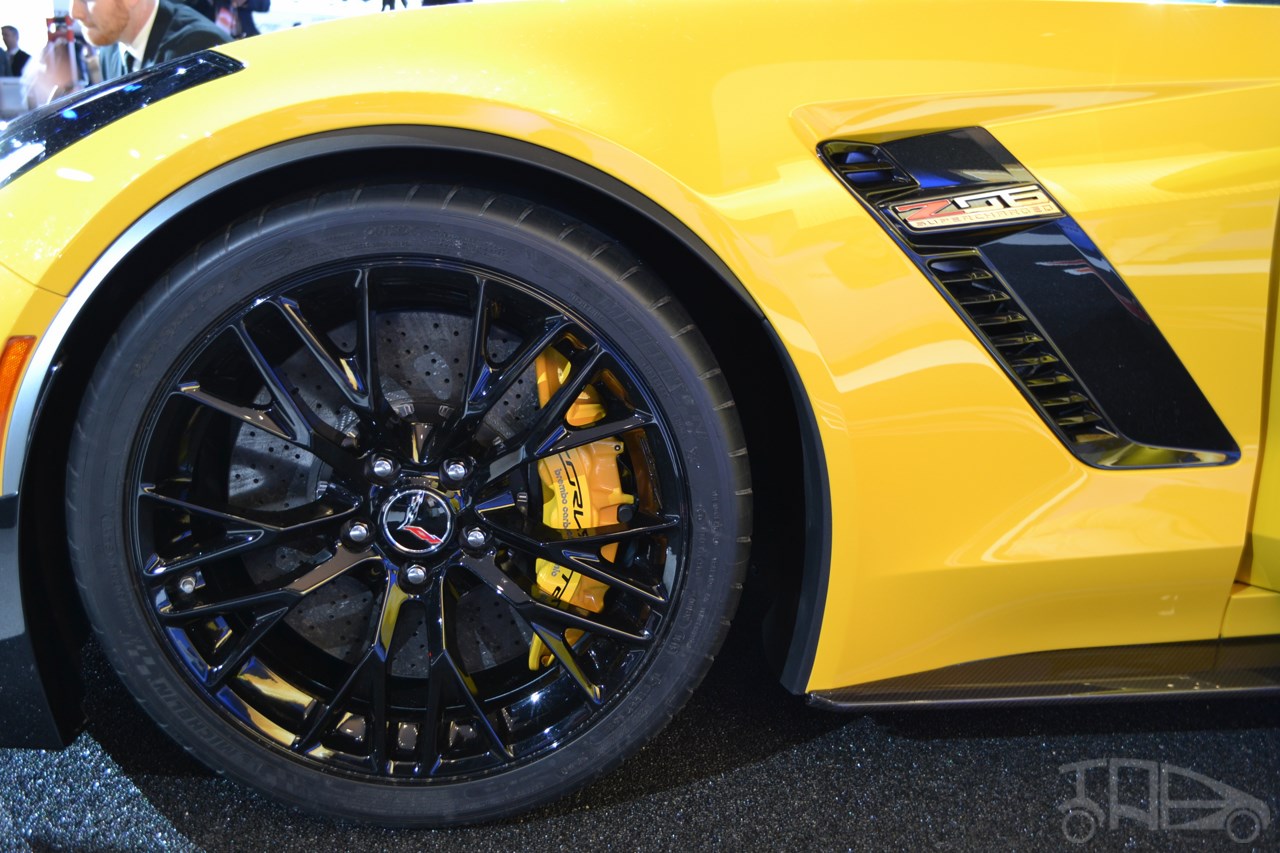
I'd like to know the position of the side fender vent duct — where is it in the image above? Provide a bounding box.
[819,128,1237,469]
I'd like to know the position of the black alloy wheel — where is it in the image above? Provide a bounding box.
[67,184,751,826]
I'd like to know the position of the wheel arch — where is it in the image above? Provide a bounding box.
[16,126,830,712]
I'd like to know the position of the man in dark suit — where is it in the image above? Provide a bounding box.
[2,27,29,77]
[72,0,229,81]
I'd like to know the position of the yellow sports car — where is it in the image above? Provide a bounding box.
[0,0,1277,828]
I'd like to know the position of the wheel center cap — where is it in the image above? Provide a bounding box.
[379,488,453,555]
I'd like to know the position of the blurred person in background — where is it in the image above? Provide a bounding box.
[181,0,216,21]
[71,21,102,88]
[71,0,229,80]
[233,0,269,38]
[3,27,29,77]
[212,0,268,39]
[24,30,76,106]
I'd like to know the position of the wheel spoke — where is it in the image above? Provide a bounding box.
[140,480,359,539]
[373,576,411,662]
[158,543,379,624]
[292,648,373,754]
[203,606,290,690]
[488,514,677,605]
[232,322,311,443]
[430,312,574,462]
[414,661,444,774]
[143,529,264,578]
[530,623,602,704]
[481,345,656,483]
[533,411,655,460]
[459,277,492,413]
[415,577,447,773]
[367,660,391,772]
[437,654,511,760]
[175,382,293,441]
[459,555,652,645]
[159,588,293,623]
[290,569,402,758]
[525,345,606,445]
[522,345,655,457]
[424,574,512,760]
[366,576,409,773]
[271,296,371,413]
[233,321,367,482]
[354,268,386,418]
[467,315,574,418]
[140,483,360,580]
[472,490,517,517]
[522,589,652,643]
[288,544,384,596]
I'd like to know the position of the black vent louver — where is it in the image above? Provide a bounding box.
[817,128,1237,469]
[926,253,1107,444]
[821,142,916,197]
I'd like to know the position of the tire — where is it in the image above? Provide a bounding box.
[67,183,751,826]
[1061,809,1098,844]
[1225,808,1261,844]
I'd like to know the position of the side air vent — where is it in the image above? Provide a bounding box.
[817,127,1237,468]
[819,142,916,197]
[926,253,1110,444]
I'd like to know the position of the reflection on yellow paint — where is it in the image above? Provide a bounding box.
[833,341,990,394]
[217,684,297,748]
[53,168,94,183]
[380,585,410,652]
[237,657,313,721]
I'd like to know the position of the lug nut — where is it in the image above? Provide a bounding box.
[178,576,197,595]
[444,459,471,482]
[464,527,488,549]
[404,565,427,585]
[348,522,371,543]
[371,457,396,479]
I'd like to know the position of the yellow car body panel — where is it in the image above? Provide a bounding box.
[0,264,64,465]
[1,0,1279,696]
[1248,233,1280,595]
[1221,584,1280,638]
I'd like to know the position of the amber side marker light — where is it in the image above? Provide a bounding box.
[0,336,36,465]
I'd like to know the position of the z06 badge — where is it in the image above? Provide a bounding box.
[890,185,1063,231]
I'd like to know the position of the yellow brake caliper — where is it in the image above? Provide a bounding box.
[528,349,634,670]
